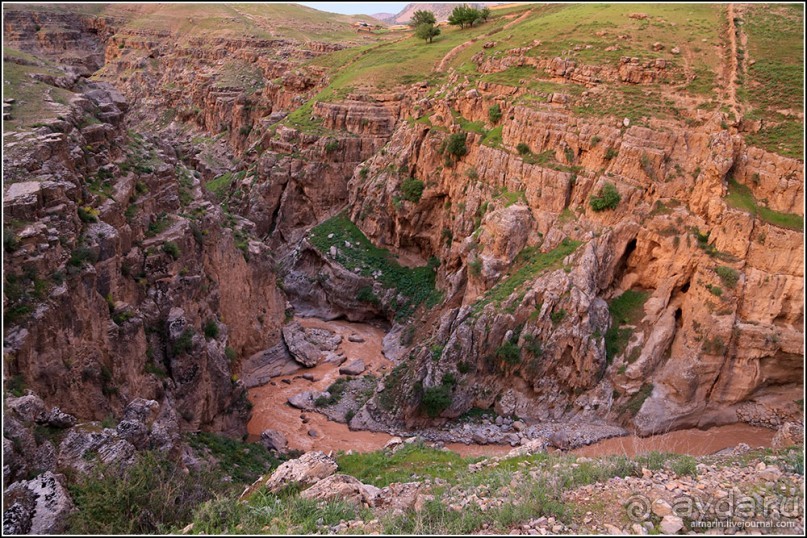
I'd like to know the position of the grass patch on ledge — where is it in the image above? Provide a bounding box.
[604,289,649,364]
[725,178,803,231]
[473,238,582,314]
[309,212,441,318]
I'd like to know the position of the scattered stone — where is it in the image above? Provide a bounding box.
[301,373,315,382]
[260,429,288,453]
[651,498,672,517]
[347,334,365,343]
[670,46,680,54]
[659,515,684,534]
[483,41,495,49]
[308,429,319,438]
[622,117,631,127]
[652,42,664,51]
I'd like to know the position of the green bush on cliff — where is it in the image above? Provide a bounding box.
[421,385,452,417]
[400,177,425,202]
[588,182,621,211]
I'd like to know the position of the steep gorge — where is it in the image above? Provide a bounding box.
[2,3,804,532]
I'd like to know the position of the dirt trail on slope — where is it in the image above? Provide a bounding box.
[435,9,533,73]
[725,3,741,118]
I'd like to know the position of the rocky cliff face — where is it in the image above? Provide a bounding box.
[3,41,285,437]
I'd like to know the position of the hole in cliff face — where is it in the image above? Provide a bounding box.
[613,238,637,284]
[674,307,683,328]
[679,281,690,294]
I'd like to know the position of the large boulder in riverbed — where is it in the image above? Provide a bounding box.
[339,359,366,376]
[3,472,75,535]
[288,390,328,410]
[282,322,341,367]
[264,451,338,493]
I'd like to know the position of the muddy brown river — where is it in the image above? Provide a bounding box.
[248,318,775,458]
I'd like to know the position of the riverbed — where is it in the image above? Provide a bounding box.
[247,317,774,459]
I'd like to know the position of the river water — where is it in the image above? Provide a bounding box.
[247,318,774,458]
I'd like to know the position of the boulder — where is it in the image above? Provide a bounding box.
[300,474,378,507]
[771,422,804,448]
[507,437,547,457]
[339,359,366,376]
[260,429,288,453]
[36,408,77,429]
[659,515,684,534]
[6,394,46,423]
[374,481,423,512]
[264,451,338,493]
[3,472,75,535]
[282,322,324,367]
[287,390,327,410]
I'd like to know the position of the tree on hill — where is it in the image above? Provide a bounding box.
[415,22,441,43]
[447,4,484,29]
[409,9,436,27]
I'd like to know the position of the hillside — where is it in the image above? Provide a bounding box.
[2,1,804,535]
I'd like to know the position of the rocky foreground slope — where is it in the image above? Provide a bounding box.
[2,2,804,534]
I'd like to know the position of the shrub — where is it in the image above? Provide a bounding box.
[550,309,567,325]
[495,341,520,365]
[4,229,19,253]
[324,139,339,153]
[225,347,237,362]
[359,167,369,179]
[78,205,99,223]
[516,142,531,155]
[356,285,381,306]
[443,133,468,161]
[401,178,425,202]
[203,319,219,339]
[457,361,472,374]
[604,147,618,160]
[162,241,180,259]
[715,266,739,288]
[421,385,451,417]
[589,183,621,211]
[173,328,195,356]
[488,104,502,123]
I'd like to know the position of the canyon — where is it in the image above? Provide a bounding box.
[2,2,804,535]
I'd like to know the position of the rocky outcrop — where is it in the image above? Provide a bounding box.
[263,451,338,493]
[300,474,379,507]
[2,472,75,535]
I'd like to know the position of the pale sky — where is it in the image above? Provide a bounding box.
[298,2,410,15]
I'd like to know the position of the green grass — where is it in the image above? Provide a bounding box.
[605,290,649,363]
[473,238,582,313]
[309,212,441,318]
[739,4,803,158]
[205,172,235,200]
[482,125,503,147]
[335,443,469,487]
[185,432,282,485]
[725,178,803,231]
